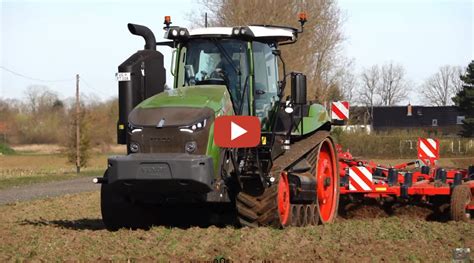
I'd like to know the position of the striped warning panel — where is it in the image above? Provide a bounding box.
[417,138,439,165]
[348,166,373,191]
[331,101,349,120]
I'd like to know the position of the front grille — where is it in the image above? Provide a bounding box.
[127,106,215,155]
[136,125,211,154]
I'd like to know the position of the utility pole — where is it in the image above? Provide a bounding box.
[75,74,81,174]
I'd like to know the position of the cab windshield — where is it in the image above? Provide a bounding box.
[179,39,249,114]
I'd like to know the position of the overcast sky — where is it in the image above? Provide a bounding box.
[1,0,473,104]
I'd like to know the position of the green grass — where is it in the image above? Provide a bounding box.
[0,143,15,155]
[0,170,102,190]
[0,152,108,189]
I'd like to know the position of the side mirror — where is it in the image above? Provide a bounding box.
[290,72,307,105]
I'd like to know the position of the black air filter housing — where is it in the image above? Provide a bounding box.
[117,50,166,144]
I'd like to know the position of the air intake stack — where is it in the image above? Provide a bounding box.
[117,23,166,144]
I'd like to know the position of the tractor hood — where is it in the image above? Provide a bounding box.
[126,85,231,157]
[137,85,232,113]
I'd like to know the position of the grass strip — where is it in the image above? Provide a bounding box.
[0,170,103,190]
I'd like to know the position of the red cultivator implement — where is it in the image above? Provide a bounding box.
[336,138,474,221]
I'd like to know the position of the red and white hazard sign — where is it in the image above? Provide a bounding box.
[331,101,349,120]
[417,138,439,165]
[348,166,373,191]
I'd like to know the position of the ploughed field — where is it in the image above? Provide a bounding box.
[0,191,472,261]
[0,152,472,261]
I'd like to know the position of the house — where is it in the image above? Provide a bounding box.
[345,105,464,135]
[371,105,464,135]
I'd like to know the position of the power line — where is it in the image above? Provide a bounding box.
[80,76,111,97]
[0,66,74,83]
[1,66,114,99]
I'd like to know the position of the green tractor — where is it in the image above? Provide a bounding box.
[95,15,340,230]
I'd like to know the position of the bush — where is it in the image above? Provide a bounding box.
[0,143,15,155]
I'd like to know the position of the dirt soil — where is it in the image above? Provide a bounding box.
[0,191,472,261]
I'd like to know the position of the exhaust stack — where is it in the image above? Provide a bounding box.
[127,23,156,51]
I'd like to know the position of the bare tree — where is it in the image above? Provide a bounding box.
[338,59,357,102]
[421,65,463,106]
[358,65,380,107]
[452,67,464,94]
[193,0,345,103]
[356,65,381,123]
[24,85,59,113]
[378,62,409,106]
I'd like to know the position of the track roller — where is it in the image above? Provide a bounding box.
[290,204,299,226]
[305,205,314,225]
[295,204,307,226]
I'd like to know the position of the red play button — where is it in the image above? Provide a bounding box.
[214,116,260,148]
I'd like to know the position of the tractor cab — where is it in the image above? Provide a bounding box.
[165,25,297,129]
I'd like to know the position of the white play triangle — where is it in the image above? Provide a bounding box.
[231,121,247,141]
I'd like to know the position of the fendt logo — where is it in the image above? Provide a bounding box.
[214,116,260,148]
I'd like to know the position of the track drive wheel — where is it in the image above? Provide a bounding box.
[310,138,339,224]
[236,172,291,228]
[450,184,472,222]
[101,182,155,231]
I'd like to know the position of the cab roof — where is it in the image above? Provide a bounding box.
[171,25,296,43]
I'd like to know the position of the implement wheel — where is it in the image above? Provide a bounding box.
[450,184,472,222]
[314,138,339,224]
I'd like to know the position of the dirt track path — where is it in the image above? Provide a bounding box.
[0,177,99,205]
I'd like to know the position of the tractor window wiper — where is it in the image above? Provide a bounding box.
[211,39,240,75]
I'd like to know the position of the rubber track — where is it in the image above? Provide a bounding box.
[236,130,330,227]
[450,184,471,222]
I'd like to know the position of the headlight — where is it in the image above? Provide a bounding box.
[164,26,189,40]
[128,123,143,133]
[179,119,207,133]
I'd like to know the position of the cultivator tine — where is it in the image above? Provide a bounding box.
[404,172,413,187]
[435,168,447,184]
[469,165,474,180]
[387,168,398,186]
[453,173,463,187]
[421,165,430,175]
